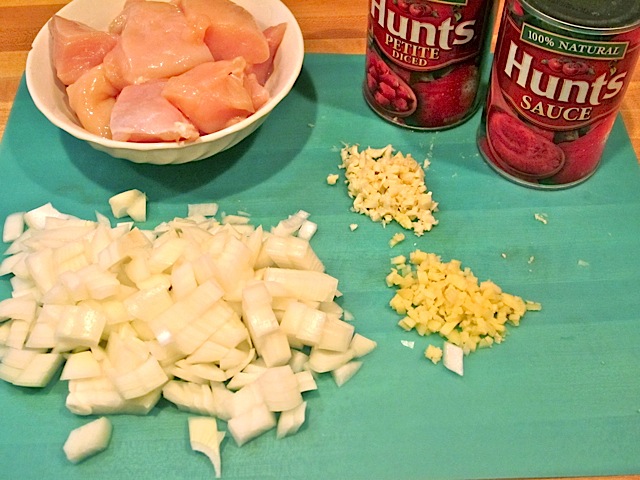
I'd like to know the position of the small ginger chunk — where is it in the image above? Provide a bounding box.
[424,345,443,364]
[389,232,405,247]
[326,174,340,185]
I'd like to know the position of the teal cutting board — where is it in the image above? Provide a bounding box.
[1,54,639,479]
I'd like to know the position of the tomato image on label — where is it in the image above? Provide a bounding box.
[365,49,417,116]
[363,0,494,130]
[542,57,594,76]
[486,109,564,178]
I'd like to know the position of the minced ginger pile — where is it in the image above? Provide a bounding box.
[339,145,438,236]
[386,250,541,358]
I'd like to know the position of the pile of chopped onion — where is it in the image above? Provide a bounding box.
[0,196,376,475]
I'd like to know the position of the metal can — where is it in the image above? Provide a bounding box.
[363,0,495,130]
[477,0,640,188]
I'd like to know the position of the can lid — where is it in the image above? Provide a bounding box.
[526,0,640,31]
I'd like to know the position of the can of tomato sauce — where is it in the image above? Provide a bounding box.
[363,0,496,130]
[478,0,640,188]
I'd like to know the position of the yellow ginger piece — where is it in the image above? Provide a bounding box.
[386,250,540,356]
[424,345,443,364]
[389,232,405,247]
[326,174,340,185]
[339,145,438,236]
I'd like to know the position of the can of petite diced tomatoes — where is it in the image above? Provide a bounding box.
[478,0,640,188]
[363,0,496,130]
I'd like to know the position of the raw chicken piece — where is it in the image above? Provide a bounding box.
[162,58,255,134]
[244,73,270,111]
[67,64,119,138]
[50,15,118,86]
[108,0,145,35]
[110,81,199,142]
[179,0,269,64]
[103,0,213,90]
[248,23,287,86]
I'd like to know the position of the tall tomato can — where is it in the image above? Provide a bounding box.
[478,0,640,188]
[363,0,496,130]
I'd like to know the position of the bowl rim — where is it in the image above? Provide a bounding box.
[25,0,305,153]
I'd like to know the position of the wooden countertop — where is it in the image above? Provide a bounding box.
[0,2,638,479]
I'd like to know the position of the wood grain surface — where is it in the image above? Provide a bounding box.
[0,3,638,478]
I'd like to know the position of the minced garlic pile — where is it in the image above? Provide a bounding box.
[386,250,541,356]
[339,145,438,236]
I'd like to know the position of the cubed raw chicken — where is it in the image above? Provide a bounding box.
[244,73,270,111]
[103,0,213,90]
[179,0,270,64]
[50,15,118,86]
[110,81,199,142]
[162,59,256,134]
[67,64,119,138]
[248,23,287,86]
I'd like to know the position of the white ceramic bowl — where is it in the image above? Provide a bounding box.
[25,0,304,165]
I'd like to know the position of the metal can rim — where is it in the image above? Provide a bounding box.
[521,0,640,35]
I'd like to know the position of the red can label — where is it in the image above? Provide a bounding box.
[364,0,494,129]
[478,0,640,187]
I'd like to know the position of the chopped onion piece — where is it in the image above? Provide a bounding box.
[297,220,318,241]
[331,360,363,387]
[253,328,291,367]
[222,214,251,225]
[0,297,37,323]
[263,235,324,272]
[349,333,378,358]
[54,305,107,351]
[6,319,30,349]
[263,268,339,303]
[443,341,464,376]
[10,351,63,387]
[123,284,173,323]
[188,416,224,478]
[23,203,70,230]
[3,212,25,243]
[317,316,354,352]
[271,210,310,237]
[63,417,112,464]
[110,355,169,399]
[257,365,303,412]
[162,380,218,416]
[170,262,198,300]
[276,401,307,439]
[108,189,147,221]
[126,194,147,223]
[295,370,317,393]
[280,301,326,347]
[227,371,260,391]
[308,348,354,374]
[227,402,276,447]
[66,373,161,416]
[288,349,309,373]
[60,351,102,380]
[241,282,279,341]
[0,252,26,277]
[188,203,219,218]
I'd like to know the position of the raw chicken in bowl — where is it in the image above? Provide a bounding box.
[25,0,304,165]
